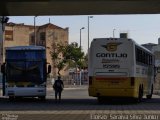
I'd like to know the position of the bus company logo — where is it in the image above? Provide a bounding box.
[102,42,122,52]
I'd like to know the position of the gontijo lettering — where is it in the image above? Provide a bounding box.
[96,53,127,58]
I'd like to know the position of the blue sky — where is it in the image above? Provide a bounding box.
[9,15,160,53]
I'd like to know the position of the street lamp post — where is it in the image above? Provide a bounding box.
[0,16,9,64]
[0,16,9,96]
[34,16,37,45]
[79,27,85,86]
[80,27,85,51]
[113,29,116,38]
[88,16,93,51]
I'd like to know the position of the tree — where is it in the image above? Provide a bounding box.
[64,43,84,69]
[81,53,88,69]
[51,43,67,76]
[50,42,85,76]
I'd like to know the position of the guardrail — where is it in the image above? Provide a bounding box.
[154,90,160,95]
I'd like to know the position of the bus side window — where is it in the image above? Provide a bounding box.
[149,55,152,65]
[150,56,152,65]
[136,47,143,64]
[143,52,146,64]
[140,50,142,63]
[146,54,149,65]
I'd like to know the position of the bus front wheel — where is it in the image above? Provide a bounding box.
[97,97,103,103]
[9,96,15,101]
[38,96,46,101]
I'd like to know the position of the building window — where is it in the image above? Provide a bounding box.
[40,32,46,41]
[39,32,46,46]
[5,30,13,41]
[31,35,35,44]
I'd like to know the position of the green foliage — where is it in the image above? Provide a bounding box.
[50,43,66,76]
[50,42,87,76]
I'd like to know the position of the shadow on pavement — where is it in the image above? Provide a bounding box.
[0,96,160,111]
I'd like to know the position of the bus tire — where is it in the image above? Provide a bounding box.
[146,85,153,99]
[9,96,14,101]
[137,86,143,102]
[39,96,46,101]
[97,97,103,103]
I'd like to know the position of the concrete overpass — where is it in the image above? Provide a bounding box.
[1,0,160,15]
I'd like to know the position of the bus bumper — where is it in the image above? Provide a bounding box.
[88,87,138,98]
[6,87,46,97]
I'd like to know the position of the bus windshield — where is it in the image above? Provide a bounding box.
[6,61,44,84]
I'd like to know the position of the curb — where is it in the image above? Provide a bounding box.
[47,86,88,90]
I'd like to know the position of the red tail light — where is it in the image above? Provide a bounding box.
[89,76,92,85]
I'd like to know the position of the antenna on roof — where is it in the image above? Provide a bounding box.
[49,18,50,23]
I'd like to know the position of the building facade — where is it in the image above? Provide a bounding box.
[3,22,69,77]
[0,16,3,67]
[141,43,157,51]
[0,16,3,83]
[36,23,69,77]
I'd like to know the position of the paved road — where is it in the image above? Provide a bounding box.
[0,87,160,120]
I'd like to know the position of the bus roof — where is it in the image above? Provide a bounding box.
[5,46,45,51]
[92,38,153,55]
[132,40,153,54]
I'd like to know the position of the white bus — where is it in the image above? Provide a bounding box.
[1,46,51,100]
[88,37,155,102]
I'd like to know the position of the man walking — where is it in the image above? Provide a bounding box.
[53,76,64,102]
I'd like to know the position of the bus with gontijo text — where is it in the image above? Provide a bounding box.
[88,37,155,102]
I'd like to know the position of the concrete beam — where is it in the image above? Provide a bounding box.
[0,0,160,15]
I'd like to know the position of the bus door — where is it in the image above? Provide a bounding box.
[1,63,6,96]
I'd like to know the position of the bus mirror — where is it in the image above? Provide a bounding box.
[1,63,5,74]
[47,65,51,74]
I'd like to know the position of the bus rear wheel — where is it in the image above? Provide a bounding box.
[137,86,143,102]
[146,85,153,99]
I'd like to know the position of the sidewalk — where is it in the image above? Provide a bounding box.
[64,85,88,90]
[47,84,88,90]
